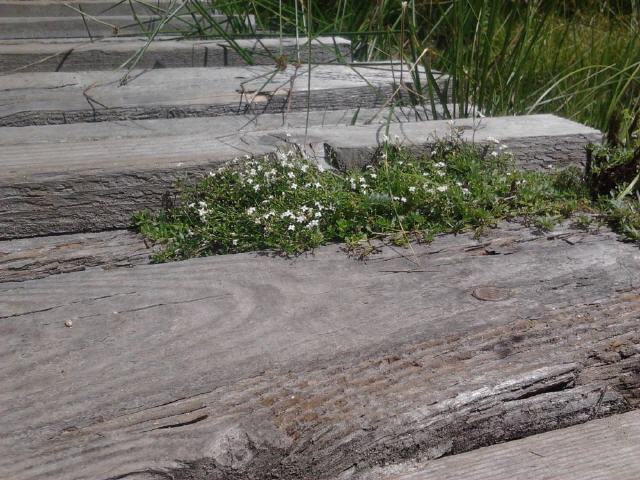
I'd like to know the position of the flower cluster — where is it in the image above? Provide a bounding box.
[134,137,582,262]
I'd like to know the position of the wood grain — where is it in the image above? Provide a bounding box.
[1,223,639,479]
[0,37,352,73]
[0,64,444,126]
[0,114,600,239]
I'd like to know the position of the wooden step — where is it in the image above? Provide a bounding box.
[0,230,152,283]
[0,36,352,73]
[0,114,599,239]
[387,411,640,480]
[1,222,638,479]
[0,14,230,39]
[0,0,178,17]
[0,63,447,126]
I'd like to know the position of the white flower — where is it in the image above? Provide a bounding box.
[314,182,321,188]
[287,172,295,179]
[253,185,261,191]
[301,206,310,213]
[314,211,322,218]
[232,239,238,246]
[246,207,256,215]
[490,151,499,157]
[306,220,319,228]
[370,173,377,179]
[248,168,257,176]
[434,162,446,168]
[281,210,293,219]
[288,224,295,231]
[300,165,308,173]
[400,197,407,203]
[486,136,501,144]
[296,215,306,223]
[291,183,298,190]
[437,185,448,192]
[408,186,416,193]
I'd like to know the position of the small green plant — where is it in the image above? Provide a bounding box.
[134,137,588,262]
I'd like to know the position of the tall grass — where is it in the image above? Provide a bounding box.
[128,0,639,133]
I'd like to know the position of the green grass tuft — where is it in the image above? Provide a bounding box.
[134,138,588,262]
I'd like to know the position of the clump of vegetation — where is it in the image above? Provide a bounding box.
[587,109,640,240]
[130,0,639,133]
[134,136,589,261]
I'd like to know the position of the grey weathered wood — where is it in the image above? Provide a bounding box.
[0,0,178,17]
[0,36,352,73]
[0,14,225,39]
[0,63,443,126]
[0,230,151,283]
[382,411,640,480]
[0,114,599,239]
[1,223,639,479]
[0,36,351,73]
[321,113,602,171]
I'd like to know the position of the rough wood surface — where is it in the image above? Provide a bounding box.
[379,411,640,480]
[1,223,639,479]
[0,230,151,283]
[0,15,225,40]
[0,64,446,126]
[323,114,601,171]
[0,114,599,239]
[0,36,351,73]
[0,0,177,17]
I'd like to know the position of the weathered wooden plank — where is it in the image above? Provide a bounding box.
[1,223,639,479]
[0,63,443,126]
[322,113,601,171]
[0,0,177,17]
[0,114,599,239]
[0,230,151,283]
[0,36,351,73]
[380,411,640,480]
[0,14,225,39]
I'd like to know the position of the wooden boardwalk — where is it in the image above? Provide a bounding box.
[386,411,640,480]
[1,3,638,480]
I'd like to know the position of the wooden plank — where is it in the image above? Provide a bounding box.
[322,113,601,171]
[0,36,351,73]
[0,114,599,239]
[0,230,151,283]
[386,411,640,480]
[1,223,639,479]
[0,14,229,39]
[0,63,443,126]
[0,0,178,17]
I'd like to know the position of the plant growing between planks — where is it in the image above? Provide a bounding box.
[134,134,593,261]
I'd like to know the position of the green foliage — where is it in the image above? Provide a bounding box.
[134,139,587,261]
[586,109,640,197]
[124,0,640,133]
